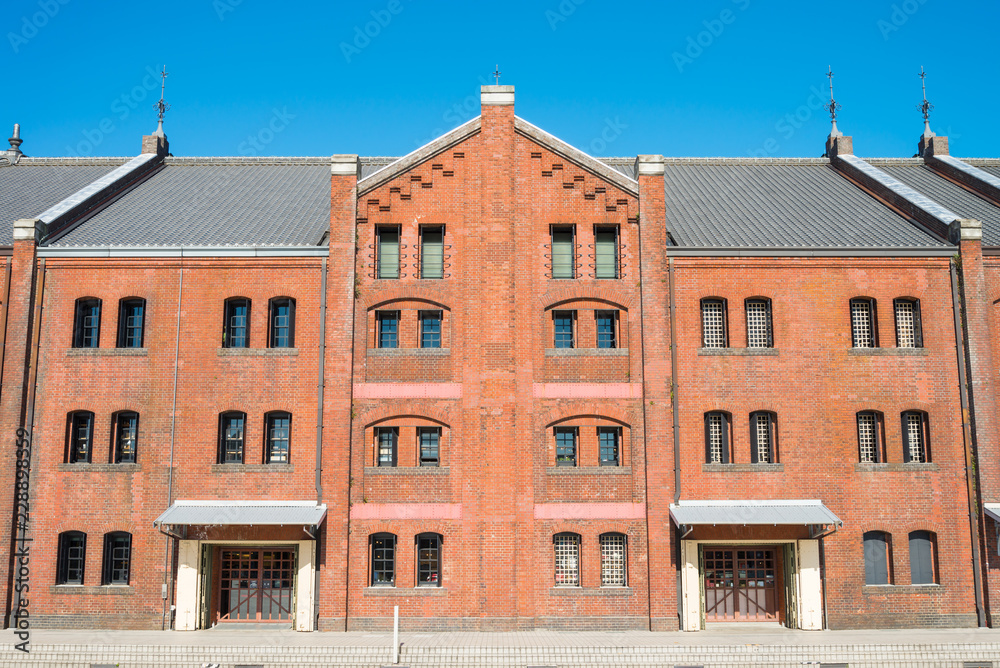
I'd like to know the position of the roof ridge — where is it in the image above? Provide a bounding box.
[163,156,332,165]
[2,157,132,167]
[662,157,830,165]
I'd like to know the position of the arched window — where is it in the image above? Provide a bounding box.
[704,411,731,464]
[863,531,892,585]
[901,411,930,463]
[370,533,396,586]
[553,533,581,587]
[264,411,291,464]
[416,533,442,587]
[600,533,627,587]
[701,298,727,348]
[57,531,86,585]
[223,298,250,348]
[117,298,146,348]
[102,532,132,585]
[856,411,884,463]
[268,297,295,348]
[749,411,777,464]
[73,297,102,348]
[112,411,139,464]
[909,530,937,585]
[66,411,95,463]
[745,297,773,348]
[218,411,247,464]
[850,297,878,348]
[893,298,923,348]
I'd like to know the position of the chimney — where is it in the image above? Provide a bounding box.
[142,133,169,157]
[480,85,514,133]
[825,134,853,160]
[919,134,948,158]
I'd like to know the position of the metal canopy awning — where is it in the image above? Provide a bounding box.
[983,504,1000,524]
[670,499,842,536]
[154,500,327,528]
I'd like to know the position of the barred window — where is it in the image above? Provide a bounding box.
[600,533,627,586]
[117,298,145,348]
[265,412,291,464]
[223,298,250,348]
[750,411,776,464]
[420,226,444,279]
[269,298,296,348]
[57,531,86,585]
[371,533,396,586]
[418,427,440,466]
[376,427,398,467]
[555,427,577,466]
[377,311,399,349]
[420,311,442,349]
[551,226,576,279]
[596,310,618,349]
[902,411,930,463]
[856,411,882,463]
[113,411,139,464]
[598,426,621,466]
[102,532,131,585]
[554,533,580,586]
[67,411,94,463]
[553,311,575,348]
[416,533,442,586]
[218,412,246,464]
[894,298,922,348]
[701,298,727,348]
[377,227,400,279]
[850,298,877,348]
[745,298,773,348]
[704,411,730,464]
[73,298,101,348]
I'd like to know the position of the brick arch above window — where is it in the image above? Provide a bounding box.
[539,284,633,311]
[539,404,632,429]
[357,404,455,429]
[545,413,630,430]
[543,296,629,313]
[363,289,452,312]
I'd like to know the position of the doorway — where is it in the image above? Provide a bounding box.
[702,546,780,622]
[217,548,296,623]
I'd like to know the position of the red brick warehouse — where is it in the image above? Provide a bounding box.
[1,86,1000,631]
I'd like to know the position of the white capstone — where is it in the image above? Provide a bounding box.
[481,85,515,106]
[331,154,359,176]
[636,155,665,176]
[12,218,44,242]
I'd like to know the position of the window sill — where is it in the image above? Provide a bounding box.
[697,348,778,356]
[50,585,134,595]
[547,466,632,475]
[57,463,140,472]
[854,462,939,472]
[67,348,148,357]
[367,348,450,357]
[545,348,628,357]
[209,464,294,473]
[364,466,449,475]
[549,587,632,596]
[862,584,943,594]
[848,348,929,356]
[363,586,448,596]
[703,463,783,472]
[217,348,299,356]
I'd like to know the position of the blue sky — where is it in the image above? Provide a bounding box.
[3,0,997,158]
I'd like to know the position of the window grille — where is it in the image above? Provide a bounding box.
[555,427,577,466]
[894,299,922,348]
[594,226,619,279]
[376,427,397,467]
[857,412,879,463]
[266,413,290,464]
[596,311,617,349]
[750,412,775,464]
[73,298,101,348]
[706,412,727,464]
[420,311,441,348]
[416,534,441,586]
[903,412,928,463]
[377,311,399,349]
[746,299,772,348]
[701,299,726,348]
[418,427,440,466]
[851,299,876,348]
[377,227,400,279]
[68,412,94,463]
[117,299,145,348]
[554,534,580,586]
[114,412,138,464]
[57,531,86,585]
[553,311,574,348]
[551,227,575,279]
[421,227,444,279]
[269,298,295,348]
[371,534,396,586]
[600,533,626,586]
[219,413,245,464]
[103,532,131,585]
[224,299,250,348]
[598,427,620,466]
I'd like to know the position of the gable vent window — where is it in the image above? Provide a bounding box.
[377,227,400,279]
[420,226,444,279]
[594,226,619,279]
[551,227,576,279]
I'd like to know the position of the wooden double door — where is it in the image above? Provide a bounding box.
[217,548,296,623]
[703,546,781,622]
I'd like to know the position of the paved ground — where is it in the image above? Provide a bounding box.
[4,625,1000,667]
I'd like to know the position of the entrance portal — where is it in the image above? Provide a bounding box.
[703,547,779,622]
[218,549,295,623]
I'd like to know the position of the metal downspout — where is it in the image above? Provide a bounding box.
[951,261,987,627]
[162,267,183,630]
[669,256,684,628]
[315,257,327,630]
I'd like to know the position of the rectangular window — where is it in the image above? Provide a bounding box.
[909,531,936,585]
[598,426,621,466]
[73,299,101,348]
[377,311,399,349]
[600,534,626,586]
[224,299,250,348]
[857,412,881,463]
[117,299,145,348]
[851,298,877,348]
[902,412,929,463]
[103,533,131,585]
[371,534,396,586]
[555,427,578,466]
[701,299,727,348]
[376,427,398,467]
[114,412,138,464]
[416,534,441,586]
[377,227,400,279]
[750,412,776,464]
[554,534,580,586]
[57,532,86,585]
[418,427,440,466]
[553,311,575,348]
[420,310,442,349]
[864,531,891,585]
[69,412,93,463]
[266,413,290,464]
[894,299,922,348]
[420,226,444,279]
[596,310,618,349]
[594,226,619,279]
[745,299,773,348]
[551,226,575,279]
[219,413,245,464]
[705,412,730,464]
[269,299,295,348]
